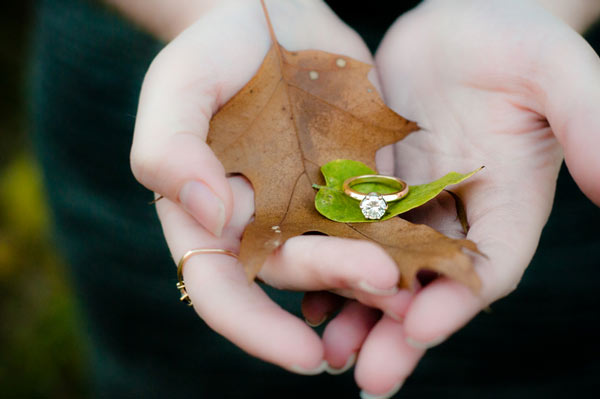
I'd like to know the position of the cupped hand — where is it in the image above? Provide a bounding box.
[131,0,411,374]
[312,0,600,396]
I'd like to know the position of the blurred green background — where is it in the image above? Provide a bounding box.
[0,2,89,397]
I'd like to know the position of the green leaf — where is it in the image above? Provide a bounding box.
[314,159,482,223]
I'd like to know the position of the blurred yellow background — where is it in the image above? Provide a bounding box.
[0,2,88,397]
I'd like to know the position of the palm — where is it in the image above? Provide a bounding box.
[384,1,563,190]
[378,0,565,300]
[340,1,600,395]
[382,2,565,274]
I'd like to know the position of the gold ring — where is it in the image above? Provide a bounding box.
[176,249,238,306]
[342,174,409,220]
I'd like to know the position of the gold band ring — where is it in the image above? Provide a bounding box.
[342,174,409,220]
[176,249,238,306]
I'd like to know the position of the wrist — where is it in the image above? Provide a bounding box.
[105,0,327,42]
[419,0,600,34]
[103,0,222,42]
[533,0,600,33]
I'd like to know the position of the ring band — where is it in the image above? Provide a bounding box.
[343,175,409,202]
[342,174,409,220]
[176,249,238,306]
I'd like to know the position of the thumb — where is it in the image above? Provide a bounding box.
[130,16,271,236]
[540,28,600,205]
[130,47,233,237]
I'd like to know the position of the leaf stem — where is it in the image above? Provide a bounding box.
[260,0,278,46]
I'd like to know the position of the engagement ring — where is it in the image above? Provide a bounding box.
[342,174,409,220]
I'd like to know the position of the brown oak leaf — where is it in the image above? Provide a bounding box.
[206,1,481,292]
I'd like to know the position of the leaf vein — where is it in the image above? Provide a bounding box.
[277,171,306,226]
[286,82,405,134]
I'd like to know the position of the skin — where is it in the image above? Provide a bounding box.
[119,0,600,396]
[537,0,600,32]
[130,0,406,375]
[318,0,600,396]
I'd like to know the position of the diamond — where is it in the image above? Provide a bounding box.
[359,192,388,220]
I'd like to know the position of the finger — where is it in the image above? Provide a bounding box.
[183,253,325,374]
[538,26,600,205]
[130,21,269,236]
[322,301,380,374]
[402,278,478,350]
[258,236,400,296]
[301,291,345,327]
[157,177,325,374]
[328,287,414,322]
[402,193,549,349]
[355,316,425,398]
[259,235,415,318]
[351,289,412,322]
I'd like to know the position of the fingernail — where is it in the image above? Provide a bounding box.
[289,360,328,375]
[405,335,447,350]
[356,280,399,296]
[384,310,403,322]
[325,352,356,375]
[179,180,226,237]
[305,314,328,328]
[360,380,404,399]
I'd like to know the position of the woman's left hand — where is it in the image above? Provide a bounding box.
[305,1,600,396]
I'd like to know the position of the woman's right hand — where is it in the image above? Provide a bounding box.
[131,0,410,374]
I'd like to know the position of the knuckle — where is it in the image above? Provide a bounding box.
[129,144,153,184]
[483,266,525,304]
[144,47,175,83]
